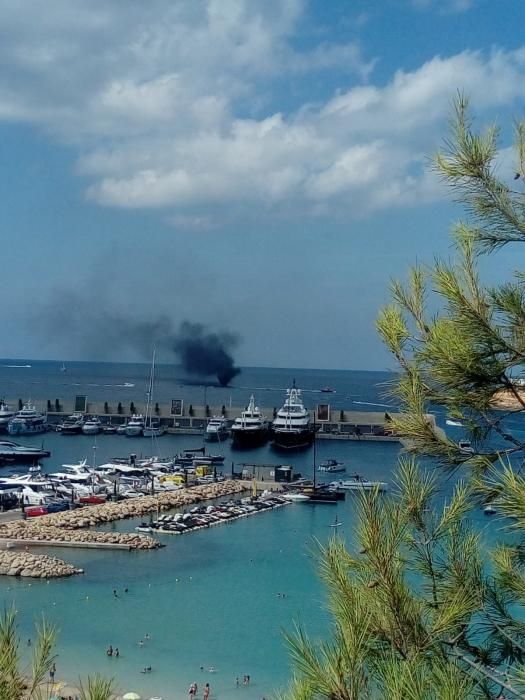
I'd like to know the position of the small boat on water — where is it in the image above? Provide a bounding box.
[330,515,342,528]
[329,475,388,492]
[320,387,335,393]
[484,503,497,516]
[282,492,310,502]
[318,459,345,473]
[458,440,474,454]
[446,419,463,427]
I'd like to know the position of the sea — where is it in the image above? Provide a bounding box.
[0,360,523,700]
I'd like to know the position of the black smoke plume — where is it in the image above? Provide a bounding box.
[173,322,241,386]
[31,290,241,386]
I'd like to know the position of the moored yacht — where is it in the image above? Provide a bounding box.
[205,416,229,442]
[0,440,50,463]
[125,414,145,437]
[8,401,47,435]
[231,395,269,447]
[58,413,85,435]
[0,403,15,433]
[82,416,102,435]
[329,475,388,492]
[271,384,314,450]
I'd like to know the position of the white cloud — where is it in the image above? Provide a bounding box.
[0,2,524,220]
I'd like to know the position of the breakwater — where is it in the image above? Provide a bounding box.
[4,396,402,441]
[0,548,83,578]
[0,481,248,578]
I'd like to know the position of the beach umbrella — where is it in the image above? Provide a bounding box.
[123,694,141,700]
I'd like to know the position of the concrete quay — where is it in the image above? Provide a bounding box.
[5,396,403,441]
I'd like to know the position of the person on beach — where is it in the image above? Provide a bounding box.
[203,682,210,699]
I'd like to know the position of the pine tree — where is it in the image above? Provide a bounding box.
[282,96,525,698]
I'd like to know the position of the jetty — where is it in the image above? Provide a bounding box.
[4,397,404,442]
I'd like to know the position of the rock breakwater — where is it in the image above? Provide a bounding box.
[26,480,247,530]
[0,548,82,578]
[0,481,247,577]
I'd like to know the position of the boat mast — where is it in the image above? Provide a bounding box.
[145,347,156,429]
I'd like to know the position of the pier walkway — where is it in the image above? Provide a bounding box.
[4,397,407,442]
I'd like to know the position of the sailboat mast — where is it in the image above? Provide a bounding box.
[145,347,156,428]
[313,414,317,489]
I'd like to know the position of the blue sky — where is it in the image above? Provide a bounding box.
[1,0,524,370]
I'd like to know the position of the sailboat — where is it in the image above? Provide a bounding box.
[60,363,67,373]
[143,349,166,437]
[329,515,342,528]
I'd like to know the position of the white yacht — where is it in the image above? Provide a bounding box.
[82,416,102,435]
[272,384,314,450]
[125,414,145,437]
[205,416,230,441]
[0,403,15,433]
[329,475,388,492]
[231,395,269,447]
[58,412,85,435]
[8,401,47,435]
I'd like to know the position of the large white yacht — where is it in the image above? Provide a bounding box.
[271,384,314,450]
[231,395,269,447]
[205,416,229,442]
[0,403,15,433]
[8,401,47,435]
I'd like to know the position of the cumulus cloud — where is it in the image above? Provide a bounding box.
[0,1,524,220]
